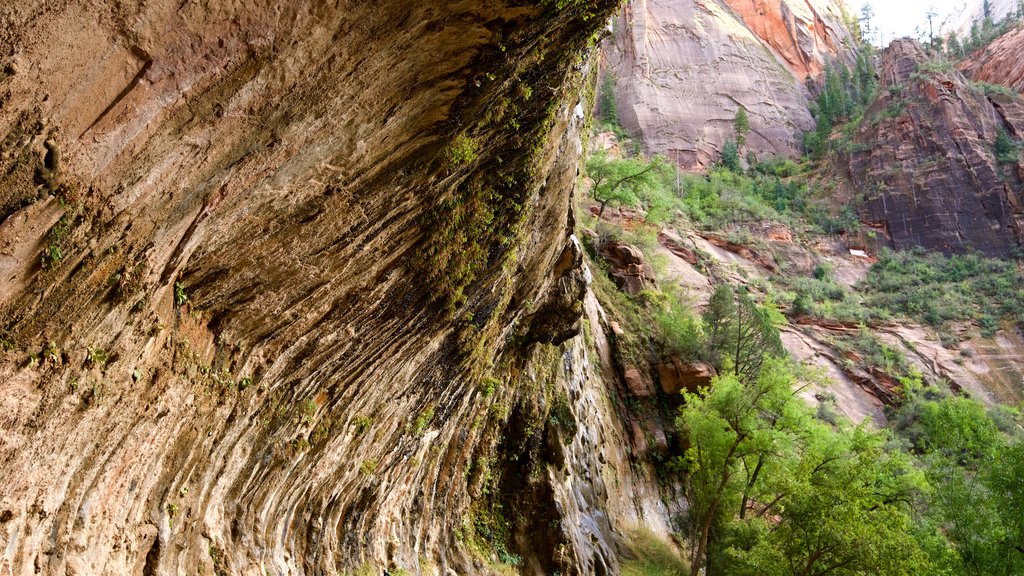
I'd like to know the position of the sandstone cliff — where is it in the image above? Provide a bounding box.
[848,39,1024,257]
[0,2,686,575]
[951,0,1019,34]
[960,24,1024,94]
[603,0,856,169]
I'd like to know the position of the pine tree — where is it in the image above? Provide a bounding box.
[947,32,963,58]
[721,139,741,173]
[734,106,750,149]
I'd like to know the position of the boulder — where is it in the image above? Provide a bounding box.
[598,240,658,295]
[657,358,717,396]
[623,367,656,398]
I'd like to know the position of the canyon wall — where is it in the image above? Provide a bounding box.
[0,2,683,575]
[603,0,856,170]
[849,39,1024,257]
[959,24,1024,94]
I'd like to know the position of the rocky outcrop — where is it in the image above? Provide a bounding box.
[849,39,1024,257]
[598,240,659,295]
[959,24,1024,94]
[657,358,716,396]
[0,2,650,575]
[604,0,856,169]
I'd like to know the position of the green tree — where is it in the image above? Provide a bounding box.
[725,424,933,576]
[721,139,741,172]
[702,285,784,381]
[678,358,803,576]
[598,71,618,125]
[734,106,750,149]
[995,128,1019,164]
[859,3,875,44]
[586,151,663,218]
[947,32,963,58]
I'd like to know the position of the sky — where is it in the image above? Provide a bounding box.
[847,0,978,45]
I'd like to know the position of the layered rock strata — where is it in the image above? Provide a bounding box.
[848,39,1024,257]
[959,24,1024,95]
[0,2,686,575]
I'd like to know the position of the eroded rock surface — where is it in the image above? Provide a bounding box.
[0,2,676,575]
[960,24,1024,95]
[849,39,1024,257]
[604,0,855,169]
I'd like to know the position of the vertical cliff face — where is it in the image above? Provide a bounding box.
[849,39,1024,257]
[0,2,684,575]
[951,0,1020,34]
[603,0,855,169]
[959,24,1024,95]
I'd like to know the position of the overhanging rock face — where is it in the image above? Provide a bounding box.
[0,2,654,575]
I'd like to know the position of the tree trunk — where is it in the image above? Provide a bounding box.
[739,455,765,519]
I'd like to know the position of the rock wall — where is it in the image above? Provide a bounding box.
[959,24,1024,94]
[0,2,683,575]
[849,39,1024,257]
[603,0,855,169]
[951,0,1019,35]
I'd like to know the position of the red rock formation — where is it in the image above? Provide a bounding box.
[657,358,716,395]
[849,39,1024,257]
[722,0,848,78]
[598,240,659,295]
[959,24,1024,95]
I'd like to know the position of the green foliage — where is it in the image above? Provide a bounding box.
[353,415,372,435]
[994,128,1021,165]
[410,406,435,436]
[889,391,1024,575]
[598,71,619,125]
[621,527,689,576]
[701,285,784,381]
[174,282,189,306]
[479,376,500,397]
[733,107,750,149]
[586,151,669,218]
[85,345,108,366]
[40,213,72,269]
[447,134,479,166]
[969,80,1018,98]
[958,6,1021,55]
[805,53,876,159]
[359,459,378,475]
[859,248,1024,332]
[679,358,936,576]
[720,139,741,173]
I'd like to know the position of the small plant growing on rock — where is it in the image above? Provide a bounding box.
[166,503,179,527]
[447,134,478,166]
[353,415,372,435]
[410,406,435,436]
[174,282,189,306]
[43,341,60,364]
[479,376,500,397]
[359,459,378,476]
[85,345,108,366]
[299,399,317,425]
